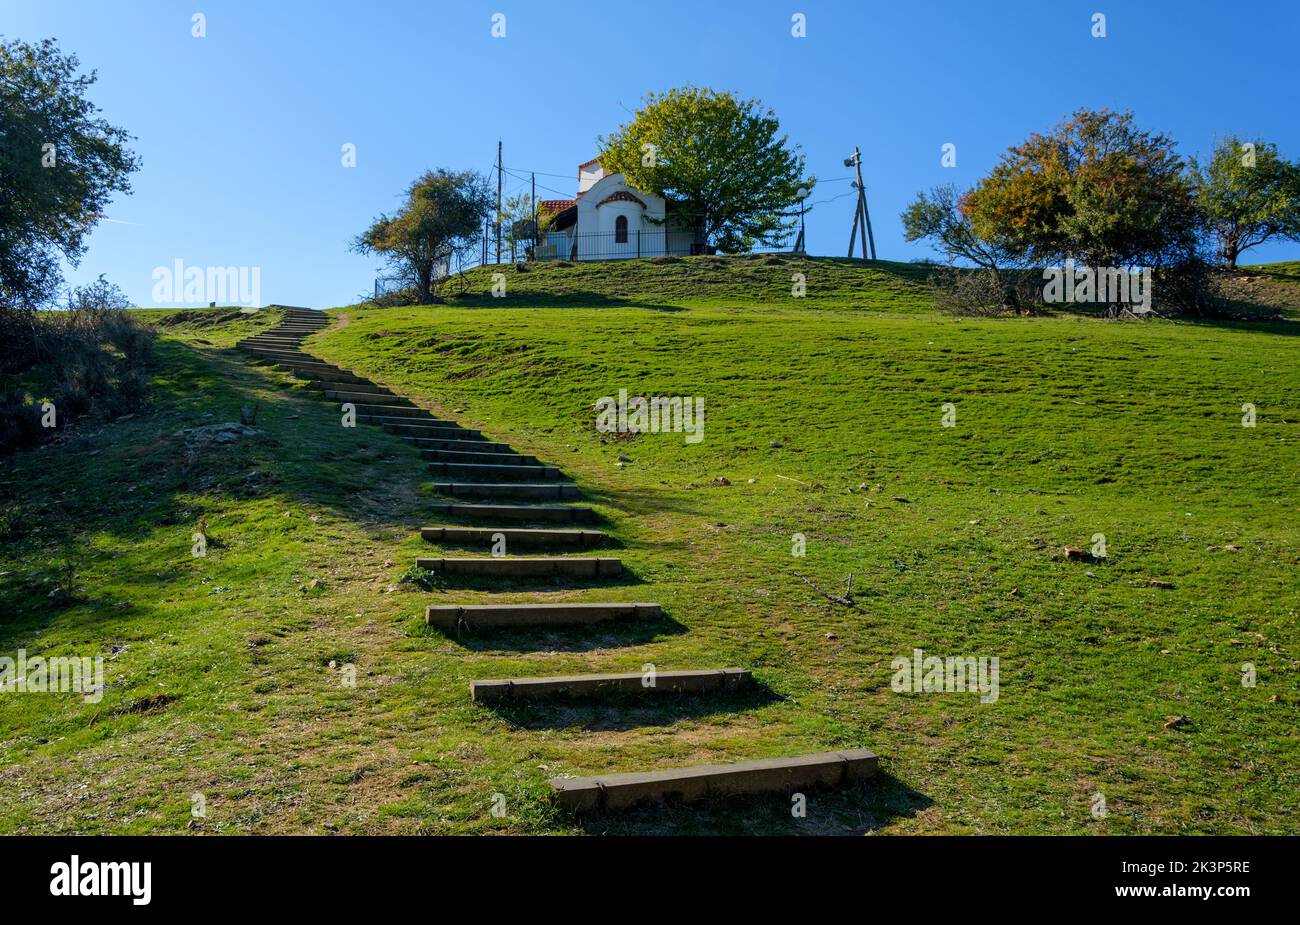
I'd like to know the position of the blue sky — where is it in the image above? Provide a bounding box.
[7,0,1299,307]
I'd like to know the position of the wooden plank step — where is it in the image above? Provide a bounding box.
[341,402,426,417]
[420,526,604,547]
[307,380,391,394]
[433,482,580,499]
[431,502,596,522]
[242,345,309,355]
[550,748,880,813]
[421,448,537,465]
[408,437,515,453]
[472,668,751,703]
[370,418,468,432]
[323,391,413,407]
[280,366,365,383]
[268,358,346,371]
[415,556,622,578]
[428,461,561,481]
[426,601,660,629]
[242,347,313,360]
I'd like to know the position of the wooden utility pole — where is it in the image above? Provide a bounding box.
[845,147,877,261]
[531,172,537,258]
[847,201,860,259]
[495,140,503,264]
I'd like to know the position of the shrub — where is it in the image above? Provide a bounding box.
[927,268,1042,317]
[0,276,153,455]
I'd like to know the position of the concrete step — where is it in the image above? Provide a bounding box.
[420,526,605,547]
[428,462,561,481]
[415,556,623,578]
[472,668,751,703]
[430,502,596,523]
[323,391,414,408]
[551,748,880,814]
[420,448,538,466]
[426,601,660,629]
[380,421,481,438]
[433,482,580,500]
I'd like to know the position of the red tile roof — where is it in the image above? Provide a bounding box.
[538,199,576,216]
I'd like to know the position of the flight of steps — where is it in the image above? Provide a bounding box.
[237,305,879,817]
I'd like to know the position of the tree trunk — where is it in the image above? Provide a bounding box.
[691,216,707,256]
[1222,228,1240,270]
[415,261,433,304]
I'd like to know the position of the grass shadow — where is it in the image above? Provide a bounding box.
[569,770,932,835]
[486,681,781,732]
[0,335,434,649]
[443,291,686,313]
[420,568,644,592]
[426,612,688,653]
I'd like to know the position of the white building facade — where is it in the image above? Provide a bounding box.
[537,159,694,261]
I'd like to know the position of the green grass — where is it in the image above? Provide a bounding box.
[1,258,1297,834]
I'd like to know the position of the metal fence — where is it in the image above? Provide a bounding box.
[532,229,799,262]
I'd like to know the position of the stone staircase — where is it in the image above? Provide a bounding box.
[237,306,878,817]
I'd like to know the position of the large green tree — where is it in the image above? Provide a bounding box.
[353,169,491,304]
[1193,137,1300,269]
[0,38,140,308]
[598,87,811,253]
[963,109,1202,270]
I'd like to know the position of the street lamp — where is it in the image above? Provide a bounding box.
[795,187,810,253]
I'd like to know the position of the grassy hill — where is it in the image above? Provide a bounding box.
[432,253,936,313]
[1,257,1296,834]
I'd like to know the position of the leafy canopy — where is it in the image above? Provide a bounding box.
[0,37,140,307]
[598,86,811,251]
[963,109,1201,269]
[1192,137,1300,268]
